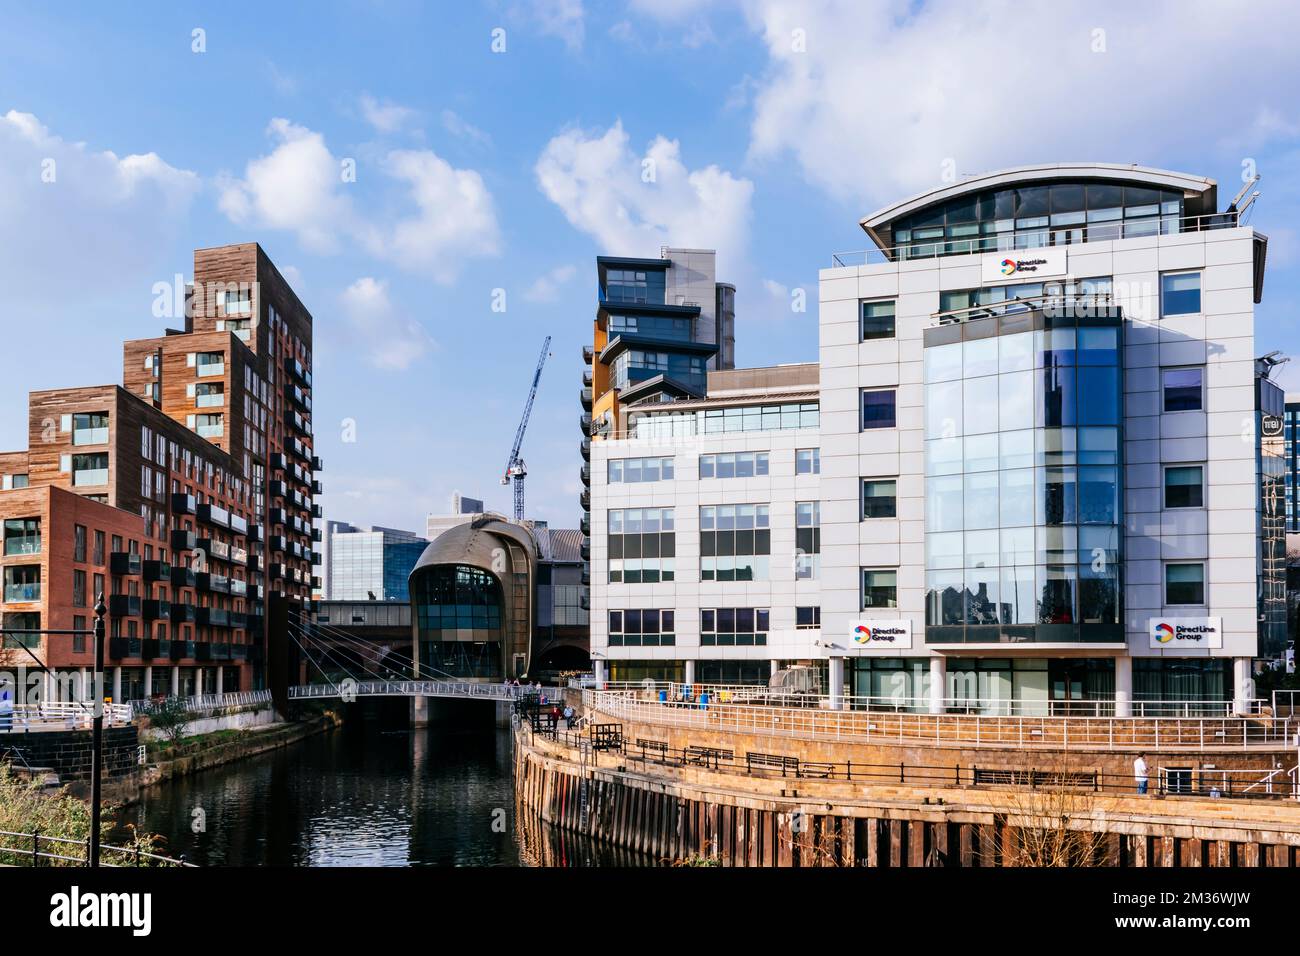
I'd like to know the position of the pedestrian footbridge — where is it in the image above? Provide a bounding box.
[288,680,524,703]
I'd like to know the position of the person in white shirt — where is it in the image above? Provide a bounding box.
[1134,753,1149,795]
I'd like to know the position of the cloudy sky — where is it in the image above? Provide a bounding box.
[2,0,1299,532]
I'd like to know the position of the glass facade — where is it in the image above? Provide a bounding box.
[610,349,707,393]
[923,309,1123,644]
[890,181,1184,260]
[411,564,505,679]
[628,402,818,439]
[329,529,427,601]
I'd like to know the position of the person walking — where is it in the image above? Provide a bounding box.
[1134,752,1149,795]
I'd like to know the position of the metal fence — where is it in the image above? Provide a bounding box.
[0,828,195,867]
[583,689,1297,752]
[287,680,522,701]
[2,701,132,732]
[128,689,272,719]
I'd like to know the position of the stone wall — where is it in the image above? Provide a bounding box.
[0,725,139,781]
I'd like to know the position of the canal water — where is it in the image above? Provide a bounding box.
[114,711,652,867]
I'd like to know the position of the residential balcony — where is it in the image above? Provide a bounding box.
[580,387,593,409]
[579,593,589,611]
[212,642,232,660]
[311,504,323,519]
[311,576,322,590]
[169,566,197,589]
[270,452,288,471]
[198,538,231,562]
[311,479,323,495]
[311,552,322,567]
[197,503,231,529]
[311,455,324,472]
[109,552,142,576]
[3,582,41,603]
[311,527,322,543]
[285,357,312,388]
[580,438,590,461]
[580,563,590,585]
[171,493,196,515]
[246,523,262,543]
[170,529,197,552]
[580,464,590,486]
[582,368,593,387]
[580,413,592,436]
[108,637,141,660]
[579,514,589,535]
[140,638,164,660]
[580,539,590,561]
[582,344,594,364]
[248,553,263,572]
[143,560,171,583]
[195,572,230,595]
[197,607,229,629]
[230,545,249,565]
[270,535,286,553]
[269,507,287,526]
[108,595,141,617]
[171,603,197,624]
[579,489,590,510]
[229,513,248,536]
[170,640,196,661]
[269,563,286,581]
[269,480,288,499]
[142,599,171,621]
[194,641,213,661]
[230,612,248,631]
[229,578,248,598]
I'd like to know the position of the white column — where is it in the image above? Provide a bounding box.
[929,656,947,715]
[80,668,90,704]
[111,667,122,705]
[1232,657,1254,716]
[143,665,153,699]
[170,665,180,697]
[684,660,696,687]
[195,667,204,697]
[770,659,782,676]
[216,666,224,697]
[593,660,606,688]
[828,657,845,710]
[1114,656,1133,718]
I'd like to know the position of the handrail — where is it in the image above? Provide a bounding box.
[584,689,1294,752]
[829,210,1244,267]
[529,730,1298,803]
[0,828,196,867]
[129,689,272,718]
[286,680,522,701]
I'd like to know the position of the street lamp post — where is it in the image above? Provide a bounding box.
[88,593,107,867]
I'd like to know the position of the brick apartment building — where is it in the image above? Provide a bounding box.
[0,243,320,703]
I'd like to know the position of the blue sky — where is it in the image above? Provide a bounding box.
[2,0,1299,532]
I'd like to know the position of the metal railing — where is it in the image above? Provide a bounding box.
[2,701,132,732]
[0,829,195,867]
[829,210,1244,268]
[527,728,1298,803]
[597,681,1264,719]
[287,680,522,701]
[931,291,1117,326]
[584,689,1295,752]
[128,688,272,718]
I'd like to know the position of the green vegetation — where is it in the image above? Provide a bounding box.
[0,764,165,866]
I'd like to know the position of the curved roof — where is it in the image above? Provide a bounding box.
[409,515,536,579]
[860,163,1218,250]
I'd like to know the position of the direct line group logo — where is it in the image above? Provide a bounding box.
[853,624,872,644]
[1154,622,1176,644]
[1000,257,1017,276]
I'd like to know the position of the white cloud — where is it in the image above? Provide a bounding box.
[381,150,500,282]
[535,120,753,276]
[738,0,1300,205]
[219,119,500,283]
[359,94,418,134]
[515,0,585,50]
[339,277,435,370]
[523,264,578,303]
[0,110,199,308]
[218,119,354,253]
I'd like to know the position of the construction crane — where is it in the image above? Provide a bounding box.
[501,336,552,521]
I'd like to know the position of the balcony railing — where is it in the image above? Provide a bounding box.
[830,209,1245,267]
[72,468,108,488]
[3,582,41,603]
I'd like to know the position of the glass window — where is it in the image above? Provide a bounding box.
[861,300,896,340]
[1162,367,1203,412]
[1164,465,1204,509]
[862,389,896,430]
[1161,272,1201,316]
[1165,563,1205,605]
[861,569,898,610]
[796,448,820,475]
[862,479,897,519]
[796,606,821,629]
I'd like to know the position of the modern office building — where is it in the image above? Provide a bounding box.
[425,492,486,542]
[581,249,737,545]
[0,242,320,701]
[588,164,1286,715]
[324,523,427,601]
[408,517,589,680]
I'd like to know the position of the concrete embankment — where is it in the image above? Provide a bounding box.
[515,726,1300,867]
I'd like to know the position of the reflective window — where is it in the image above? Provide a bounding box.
[1165,563,1205,605]
[861,300,896,340]
[862,479,897,519]
[700,504,770,582]
[608,508,675,584]
[608,456,674,484]
[699,452,768,479]
[796,448,820,475]
[861,569,898,610]
[1164,465,1204,509]
[700,607,767,646]
[862,389,897,430]
[609,608,676,647]
[1161,272,1201,316]
[1162,367,1203,412]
